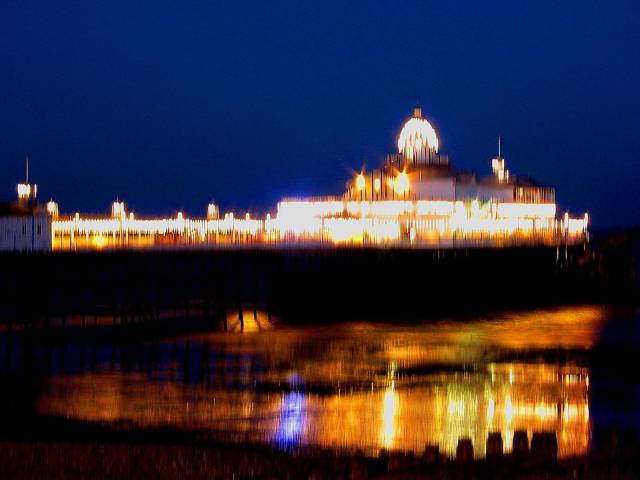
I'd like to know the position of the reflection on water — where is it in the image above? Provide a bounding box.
[225,309,275,333]
[1,305,629,458]
[381,379,397,449]
[276,392,306,448]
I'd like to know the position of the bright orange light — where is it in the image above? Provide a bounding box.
[393,171,409,194]
[355,173,366,192]
[46,200,59,217]
[92,235,107,249]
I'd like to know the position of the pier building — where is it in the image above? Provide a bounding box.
[271,107,586,248]
[0,160,52,252]
[2,108,588,251]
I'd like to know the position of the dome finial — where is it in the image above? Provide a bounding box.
[413,105,422,119]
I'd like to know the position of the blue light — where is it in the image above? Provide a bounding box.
[274,391,305,449]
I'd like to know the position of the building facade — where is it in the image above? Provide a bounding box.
[0,180,52,252]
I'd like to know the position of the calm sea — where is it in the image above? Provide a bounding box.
[1,305,638,459]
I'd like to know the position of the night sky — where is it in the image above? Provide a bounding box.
[1,1,639,227]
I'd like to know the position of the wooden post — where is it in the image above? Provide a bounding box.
[253,278,258,321]
[266,272,272,322]
[203,283,210,322]
[238,300,244,331]
[173,292,178,321]
[44,303,50,330]
[184,256,191,320]
[81,291,86,328]
[93,297,98,328]
[172,256,178,321]
[112,261,118,326]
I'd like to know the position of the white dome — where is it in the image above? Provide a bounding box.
[397,108,439,158]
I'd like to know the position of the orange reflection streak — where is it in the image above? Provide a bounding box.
[39,364,589,458]
[224,309,274,333]
[36,306,604,459]
[380,383,398,448]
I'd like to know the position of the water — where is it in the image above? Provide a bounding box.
[1,305,638,459]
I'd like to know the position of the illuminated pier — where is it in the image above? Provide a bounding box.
[2,107,588,251]
[48,197,586,251]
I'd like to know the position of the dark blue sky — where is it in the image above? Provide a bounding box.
[1,1,639,226]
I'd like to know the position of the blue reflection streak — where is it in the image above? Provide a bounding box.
[275,391,305,449]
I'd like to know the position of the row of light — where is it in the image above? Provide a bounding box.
[355,171,409,195]
[53,212,264,237]
[277,199,559,221]
[51,199,588,248]
[447,398,588,423]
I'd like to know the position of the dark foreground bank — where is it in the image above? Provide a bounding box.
[0,435,638,480]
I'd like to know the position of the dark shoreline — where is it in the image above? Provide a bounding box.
[0,417,638,479]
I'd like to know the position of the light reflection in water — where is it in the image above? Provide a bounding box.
[381,381,398,449]
[225,309,274,333]
[275,391,306,448]
[27,306,608,458]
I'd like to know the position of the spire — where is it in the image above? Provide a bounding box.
[491,135,508,183]
[25,156,29,184]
